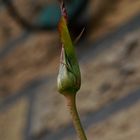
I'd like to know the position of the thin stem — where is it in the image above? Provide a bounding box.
[65,94,87,140]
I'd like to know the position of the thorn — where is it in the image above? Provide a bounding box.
[74,28,85,44]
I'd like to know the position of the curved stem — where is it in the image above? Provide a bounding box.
[65,94,87,140]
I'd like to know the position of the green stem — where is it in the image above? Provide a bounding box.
[65,94,87,140]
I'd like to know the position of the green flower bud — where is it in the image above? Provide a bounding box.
[57,3,81,96]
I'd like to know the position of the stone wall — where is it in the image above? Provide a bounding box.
[0,1,140,140]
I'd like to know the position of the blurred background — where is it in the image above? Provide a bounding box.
[0,0,140,140]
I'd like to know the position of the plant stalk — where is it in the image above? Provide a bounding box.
[65,94,87,140]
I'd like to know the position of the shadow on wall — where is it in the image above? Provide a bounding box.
[33,88,140,140]
[86,0,119,34]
